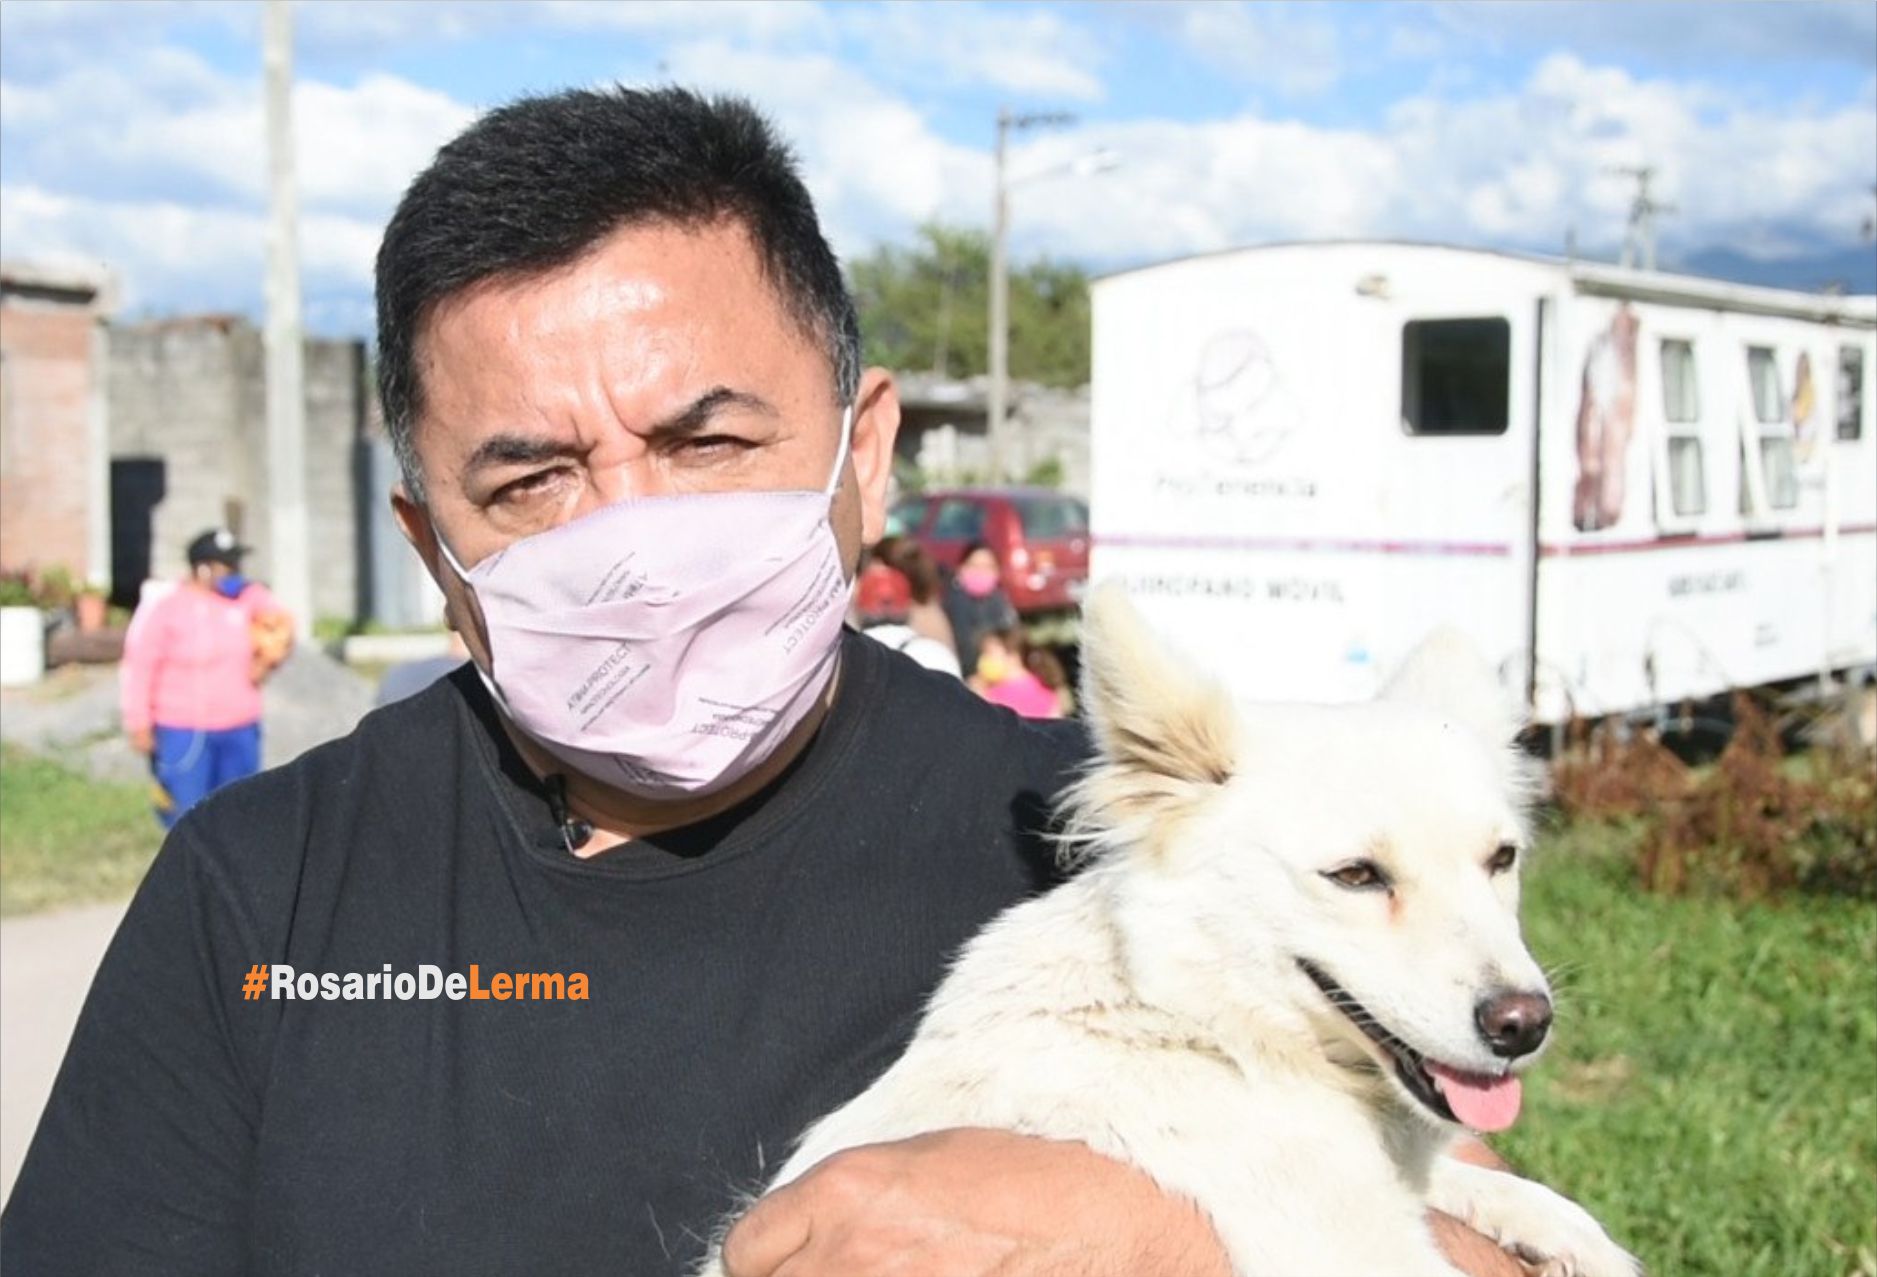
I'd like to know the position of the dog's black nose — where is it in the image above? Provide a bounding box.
[1476,991,1552,1058]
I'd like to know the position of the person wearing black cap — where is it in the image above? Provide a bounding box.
[117,527,294,826]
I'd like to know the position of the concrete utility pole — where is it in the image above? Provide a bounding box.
[987,110,1116,484]
[264,0,312,637]
[989,108,1075,484]
[1609,165,1675,272]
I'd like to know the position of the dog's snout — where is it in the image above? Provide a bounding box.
[1475,991,1552,1058]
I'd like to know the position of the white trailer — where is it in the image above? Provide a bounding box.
[1089,242,1877,723]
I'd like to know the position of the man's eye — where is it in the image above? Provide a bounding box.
[1324,861,1389,890]
[491,469,566,504]
[1487,843,1519,875]
[673,434,754,458]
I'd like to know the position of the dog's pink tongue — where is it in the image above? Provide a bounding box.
[1427,1064,1523,1132]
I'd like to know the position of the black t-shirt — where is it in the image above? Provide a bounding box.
[1,632,1089,1275]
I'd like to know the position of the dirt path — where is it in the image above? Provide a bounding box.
[0,899,129,1207]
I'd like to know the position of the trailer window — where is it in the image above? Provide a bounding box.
[1760,437,1798,508]
[930,499,987,542]
[1665,438,1705,517]
[1401,318,1509,436]
[1840,346,1866,441]
[1661,340,1699,423]
[1658,340,1705,517]
[1746,347,1784,424]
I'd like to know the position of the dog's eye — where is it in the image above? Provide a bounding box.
[1487,843,1519,874]
[1325,861,1389,891]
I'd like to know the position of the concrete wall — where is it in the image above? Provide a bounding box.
[108,316,366,621]
[0,269,111,583]
[893,372,1090,498]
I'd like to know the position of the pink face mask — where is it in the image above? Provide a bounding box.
[437,407,853,801]
[956,566,1001,598]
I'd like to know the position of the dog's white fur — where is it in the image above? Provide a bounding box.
[700,587,1639,1276]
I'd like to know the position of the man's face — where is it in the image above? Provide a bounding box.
[392,217,899,669]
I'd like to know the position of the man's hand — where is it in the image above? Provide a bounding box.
[720,1128,1230,1277]
[128,727,154,756]
[720,1127,1537,1277]
[1430,1211,1538,1277]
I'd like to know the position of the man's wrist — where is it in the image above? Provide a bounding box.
[1084,1158,1230,1277]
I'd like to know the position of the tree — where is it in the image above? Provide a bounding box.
[848,224,1090,388]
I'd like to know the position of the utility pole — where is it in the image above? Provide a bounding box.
[264,0,311,638]
[989,108,1075,484]
[1608,165,1675,272]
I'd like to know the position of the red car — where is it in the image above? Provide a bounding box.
[888,487,1090,614]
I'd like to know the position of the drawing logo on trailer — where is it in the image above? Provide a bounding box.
[1181,329,1304,468]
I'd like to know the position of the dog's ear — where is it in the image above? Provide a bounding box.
[1078,583,1238,786]
[1380,627,1516,744]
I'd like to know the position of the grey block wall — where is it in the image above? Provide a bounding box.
[109,317,367,623]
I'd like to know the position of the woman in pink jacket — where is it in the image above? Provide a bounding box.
[119,528,293,827]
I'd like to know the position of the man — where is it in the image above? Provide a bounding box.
[119,527,292,827]
[2,88,1530,1276]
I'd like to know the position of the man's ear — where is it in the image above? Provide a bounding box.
[850,367,902,544]
[391,485,442,586]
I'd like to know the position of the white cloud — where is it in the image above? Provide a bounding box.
[839,3,1107,102]
[1417,0,1877,70]
[3,13,1871,337]
[0,183,383,320]
[1169,2,1343,98]
[286,0,837,59]
[656,41,990,253]
[988,51,1875,270]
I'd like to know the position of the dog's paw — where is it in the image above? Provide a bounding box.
[1489,1192,1641,1277]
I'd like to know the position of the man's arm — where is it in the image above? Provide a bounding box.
[0,825,262,1273]
[723,1129,1229,1277]
[120,600,162,753]
[721,1129,1536,1277]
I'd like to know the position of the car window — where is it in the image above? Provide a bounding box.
[1016,497,1088,538]
[930,499,987,541]
[886,497,929,537]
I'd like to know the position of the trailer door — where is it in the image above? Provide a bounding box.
[1382,292,1542,709]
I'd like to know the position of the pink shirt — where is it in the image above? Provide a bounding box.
[120,583,281,733]
[980,670,1063,720]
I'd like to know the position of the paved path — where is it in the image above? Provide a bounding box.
[0,899,128,1208]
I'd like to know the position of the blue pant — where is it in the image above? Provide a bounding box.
[151,723,262,828]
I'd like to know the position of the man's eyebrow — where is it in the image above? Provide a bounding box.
[458,387,778,480]
[462,433,577,478]
[644,386,779,440]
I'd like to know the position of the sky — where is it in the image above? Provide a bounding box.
[2,0,1873,337]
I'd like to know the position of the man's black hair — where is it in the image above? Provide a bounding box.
[374,86,862,499]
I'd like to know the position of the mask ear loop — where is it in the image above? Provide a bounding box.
[430,523,517,718]
[823,404,855,498]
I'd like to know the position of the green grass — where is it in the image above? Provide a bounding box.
[0,745,161,916]
[1503,817,1877,1277]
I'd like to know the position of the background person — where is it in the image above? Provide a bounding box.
[942,541,1018,679]
[871,534,957,657]
[853,559,962,677]
[968,627,1062,719]
[118,528,293,827]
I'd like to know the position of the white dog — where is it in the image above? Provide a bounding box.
[702,587,1639,1277]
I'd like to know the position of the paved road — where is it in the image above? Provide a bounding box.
[0,899,128,1208]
